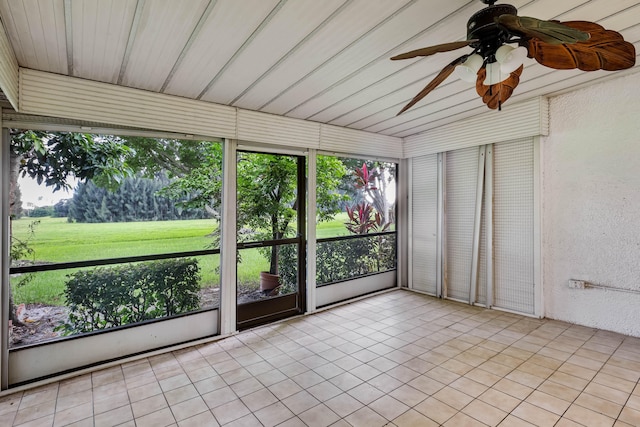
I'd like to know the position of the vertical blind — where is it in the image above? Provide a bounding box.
[410,139,535,315]
[493,139,535,314]
[445,147,479,302]
[410,154,438,295]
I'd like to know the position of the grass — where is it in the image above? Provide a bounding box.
[11,213,352,305]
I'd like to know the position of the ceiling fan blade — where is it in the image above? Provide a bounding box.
[496,15,589,45]
[391,40,477,60]
[476,65,524,110]
[397,56,467,115]
[526,21,636,71]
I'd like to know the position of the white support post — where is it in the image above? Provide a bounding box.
[306,150,317,313]
[436,152,445,298]
[396,158,408,289]
[533,137,543,318]
[407,158,413,290]
[219,139,237,335]
[485,145,494,308]
[1,121,9,390]
[469,145,486,305]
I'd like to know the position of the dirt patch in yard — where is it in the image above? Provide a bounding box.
[9,304,69,347]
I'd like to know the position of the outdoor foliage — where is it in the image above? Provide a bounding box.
[316,234,396,285]
[60,258,200,334]
[9,220,40,296]
[314,161,397,285]
[345,202,390,234]
[277,244,298,294]
[348,162,395,227]
[11,130,134,192]
[10,220,40,266]
[150,140,223,219]
[68,174,207,223]
[26,206,55,218]
[238,153,347,275]
[53,199,70,217]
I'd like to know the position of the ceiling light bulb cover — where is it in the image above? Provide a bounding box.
[496,45,528,73]
[484,61,509,85]
[477,65,524,109]
[455,54,484,83]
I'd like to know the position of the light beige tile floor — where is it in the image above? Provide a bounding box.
[1,289,640,426]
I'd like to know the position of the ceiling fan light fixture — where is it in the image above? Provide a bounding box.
[484,61,509,85]
[455,53,484,83]
[391,0,636,114]
[496,44,528,73]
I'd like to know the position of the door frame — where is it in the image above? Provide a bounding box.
[235,150,306,330]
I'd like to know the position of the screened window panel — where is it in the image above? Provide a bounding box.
[411,154,438,295]
[493,139,535,314]
[445,147,479,302]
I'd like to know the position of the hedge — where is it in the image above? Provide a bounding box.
[60,258,200,334]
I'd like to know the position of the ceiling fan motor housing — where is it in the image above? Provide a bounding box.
[468,4,518,57]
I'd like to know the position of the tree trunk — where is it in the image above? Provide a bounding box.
[269,212,282,275]
[8,149,24,326]
[9,149,21,217]
[269,244,279,275]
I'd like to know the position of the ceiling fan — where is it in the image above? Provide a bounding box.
[391,0,636,114]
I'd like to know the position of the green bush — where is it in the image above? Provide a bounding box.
[315,234,396,285]
[278,245,298,294]
[60,258,200,334]
[28,206,55,217]
[277,234,396,287]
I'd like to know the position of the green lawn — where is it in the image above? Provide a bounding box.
[11,213,351,305]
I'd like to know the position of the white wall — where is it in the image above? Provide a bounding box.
[543,71,640,336]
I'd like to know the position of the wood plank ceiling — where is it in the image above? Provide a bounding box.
[0,0,638,138]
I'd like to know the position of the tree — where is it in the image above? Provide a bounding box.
[67,174,207,222]
[9,130,134,325]
[150,140,223,220]
[53,199,70,218]
[11,131,134,191]
[139,145,347,277]
[235,153,347,276]
[28,206,54,217]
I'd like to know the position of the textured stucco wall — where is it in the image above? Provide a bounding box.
[543,71,640,336]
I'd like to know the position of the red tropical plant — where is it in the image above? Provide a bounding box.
[353,163,378,192]
[345,202,374,234]
[344,162,395,272]
[345,201,390,235]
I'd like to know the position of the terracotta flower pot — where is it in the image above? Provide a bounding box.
[259,271,280,295]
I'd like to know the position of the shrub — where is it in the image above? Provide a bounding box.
[28,206,54,217]
[278,234,396,288]
[277,245,298,294]
[315,234,396,285]
[61,258,200,334]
